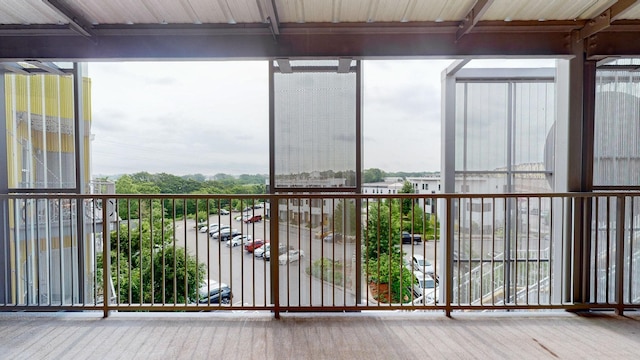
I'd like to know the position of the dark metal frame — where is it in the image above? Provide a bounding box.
[0,21,639,60]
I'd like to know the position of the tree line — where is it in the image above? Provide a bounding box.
[109,172,267,221]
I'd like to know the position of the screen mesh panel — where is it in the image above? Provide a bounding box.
[454,79,554,193]
[593,69,640,187]
[273,65,357,189]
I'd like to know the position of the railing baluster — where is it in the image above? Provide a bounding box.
[615,195,626,315]
[2,191,639,314]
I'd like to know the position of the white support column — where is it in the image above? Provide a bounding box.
[0,71,8,304]
[440,64,459,308]
[74,63,88,194]
[554,59,573,305]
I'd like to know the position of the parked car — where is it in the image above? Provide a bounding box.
[402,231,422,244]
[235,214,250,222]
[253,242,270,258]
[218,209,230,215]
[245,239,266,253]
[199,223,220,233]
[278,249,305,265]
[225,234,252,247]
[199,279,222,292]
[322,233,343,242]
[412,254,434,275]
[197,281,233,304]
[255,243,286,259]
[244,214,262,224]
[211,228,240,241]
[207,224,229,236]
[263,244,288,261]
[412,271,439,304]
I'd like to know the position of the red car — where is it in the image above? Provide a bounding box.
[244,214,262,224]
[244,239,267,253]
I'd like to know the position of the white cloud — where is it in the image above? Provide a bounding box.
[89,61,269,176]
[88,58,556,177]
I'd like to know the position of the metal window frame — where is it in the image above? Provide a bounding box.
[4,64,83,194]
[269,59,361,194]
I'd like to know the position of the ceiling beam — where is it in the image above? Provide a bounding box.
[578,0,640,41]
[456,0,495,41]
[262,0,280,36]
[24,61,66,75]
[586,28,640,59]
[0,62,29,75]
[0,26,576,60]
[42,0,95,39]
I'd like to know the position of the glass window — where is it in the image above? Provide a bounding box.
[5,73,80,189]
[454,74,555,194]
[273,61,357,189]
[593,65,640,187]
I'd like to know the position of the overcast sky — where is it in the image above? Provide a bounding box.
[88,59,554,178]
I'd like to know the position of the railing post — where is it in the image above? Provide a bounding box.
[355,196,362,306]
[445,197,453,317]
[76,196,86,304]
[569,195,589,307]
[615,195,626,316]
[102,196,111,318]
[270,196,280,319]
[0,197,8,306]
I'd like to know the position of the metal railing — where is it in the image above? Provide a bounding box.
[1,192,639,317]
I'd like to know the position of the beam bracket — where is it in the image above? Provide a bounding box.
[456,0,495,41]
[43,0,96,42]
[578,0,640,42]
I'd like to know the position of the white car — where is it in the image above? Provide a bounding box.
[225,234,252,247]
[254,243,285,258]
[197,279,228,297]
[199,223,220,233]
[209,225,230,237]
[234,214,250,222]
[412,254,434,275]
[278,249,305,265]
[253,243,271,258]
[412,271,439,304]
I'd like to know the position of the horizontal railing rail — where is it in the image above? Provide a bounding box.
[1,192,639,316]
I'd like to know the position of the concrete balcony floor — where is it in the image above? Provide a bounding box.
[1,311,639,359]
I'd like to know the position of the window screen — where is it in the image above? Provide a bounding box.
[273,60,357,189]
[594,61,640,187]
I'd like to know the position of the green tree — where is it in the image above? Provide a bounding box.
[213,173,234,181]
[403,205,428,235]
[363,201,401,260]
[183,173,206,182]
[114,171,267,221]
[363,168,385,183]
[102,201,205,304]
[115,175,160,220]
[149,246,206,304]
[332,199,356,236]
[363,201,417,303]
[364,252,413,303]
[400,180,415,215]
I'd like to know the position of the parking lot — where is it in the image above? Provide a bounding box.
[174,209,359,307]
